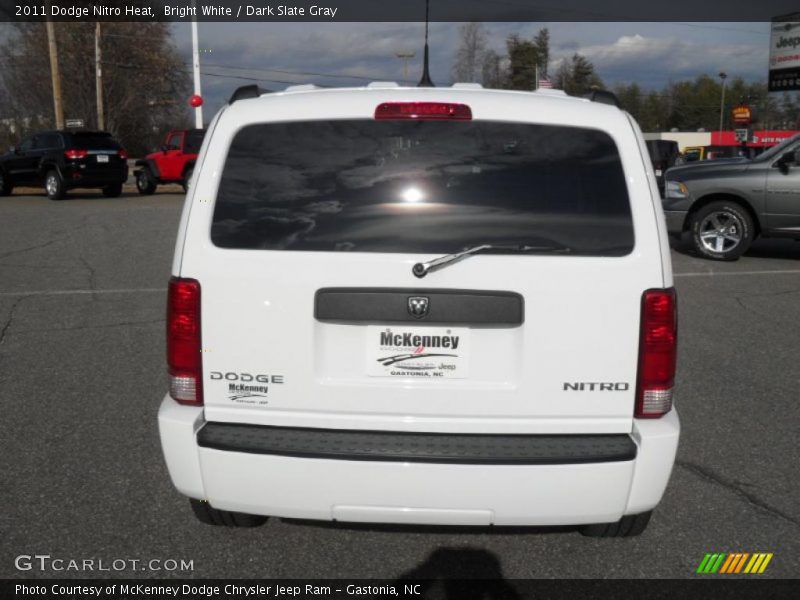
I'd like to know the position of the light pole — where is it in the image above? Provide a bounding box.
[718,72,727,133]
[395,51,415,83]
[191,1,203,128]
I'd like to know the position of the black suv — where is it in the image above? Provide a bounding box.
[0,130,129,199]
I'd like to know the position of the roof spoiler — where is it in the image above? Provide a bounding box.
[583,88,620,108]
[229,85,268,104]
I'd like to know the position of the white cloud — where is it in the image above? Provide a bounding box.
[550,32,768,85]
[174,22,774,114]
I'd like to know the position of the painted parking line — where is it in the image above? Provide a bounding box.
[675,269,800,278]
[0,288,166,298]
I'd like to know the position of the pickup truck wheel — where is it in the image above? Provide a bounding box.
[136,169,157,195]
[182,167,194,193]
[102,183,123,198]
[579,511,652,537]
[45,170,65,200]
[689,201,753,261]
[189,499,268,527]
[0,171,12,196]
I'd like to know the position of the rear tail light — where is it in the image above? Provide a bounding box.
[64,149,88,159]
[374,102,472,120]
[118,149,129,160]
[635,288,677,418]
[167,277,203,405]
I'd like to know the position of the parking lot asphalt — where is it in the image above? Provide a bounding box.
[1,192,798,580]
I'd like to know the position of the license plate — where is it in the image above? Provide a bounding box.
[655,169,662,176]
[366,325,469,379]
[96,154,109,163]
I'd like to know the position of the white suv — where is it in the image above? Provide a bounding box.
[158,83,679,536]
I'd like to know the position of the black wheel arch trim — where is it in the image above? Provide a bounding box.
[134,158,160,179]
[39,163,63,179]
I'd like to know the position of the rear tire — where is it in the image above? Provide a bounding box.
[102,183,123,198]
[45,169,65,200]
[579,511,652,537]
[689,201,754,261]
[136,168,157,195]
[189,499,268,527]
[0,171,12,196]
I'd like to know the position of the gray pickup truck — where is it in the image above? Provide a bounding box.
[663,133,800,260]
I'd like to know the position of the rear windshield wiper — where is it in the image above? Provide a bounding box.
[412,243,571,278]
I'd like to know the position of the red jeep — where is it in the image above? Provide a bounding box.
[134,129,204,194]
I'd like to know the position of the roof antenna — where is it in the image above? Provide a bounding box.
[418,0,434,87]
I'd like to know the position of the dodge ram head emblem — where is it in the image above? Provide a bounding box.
[407,296,430,318]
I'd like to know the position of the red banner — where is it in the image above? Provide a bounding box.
[710,130,798,147]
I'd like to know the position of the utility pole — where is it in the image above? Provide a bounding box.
[95,22,104,130]
[191,2,203,128]
[718,72,727,133]
[45,17,64,129]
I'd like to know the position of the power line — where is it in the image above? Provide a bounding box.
[195,62,415,84]
[673,22,767,36]
[100,59,314,86]
[1,50,396,87]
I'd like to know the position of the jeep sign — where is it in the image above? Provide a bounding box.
[769,16,800,92]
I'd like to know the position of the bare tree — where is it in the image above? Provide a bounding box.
[452,22,487,83]
[0,20,191,155]
[481,49,505,89]
[550,58,568,92]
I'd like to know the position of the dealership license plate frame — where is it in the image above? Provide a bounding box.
[366,325,470,379]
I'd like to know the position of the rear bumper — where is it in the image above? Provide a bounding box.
[158,396,680,526]
[197,422,638,464]
[62,164,127,187]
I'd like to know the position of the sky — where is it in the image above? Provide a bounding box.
[170,21,774,117]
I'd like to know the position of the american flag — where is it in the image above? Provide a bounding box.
[538,78,554,89]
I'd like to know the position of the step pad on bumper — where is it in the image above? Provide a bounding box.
[197,423,637,465]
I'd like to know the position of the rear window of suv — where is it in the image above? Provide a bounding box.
[67,132,121,150]
[211,120,633,255]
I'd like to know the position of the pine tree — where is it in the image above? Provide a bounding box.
[505,34,539,90]
[533,28,550,77]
